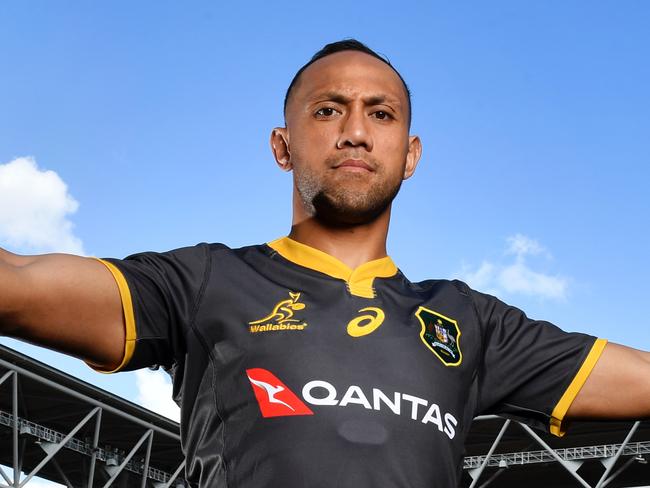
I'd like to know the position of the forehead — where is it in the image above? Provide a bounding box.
[290,51,408,107]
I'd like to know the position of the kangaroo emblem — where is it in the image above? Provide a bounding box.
[249,292,306,325]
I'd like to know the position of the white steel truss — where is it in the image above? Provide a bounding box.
[465,416,649,488]
[0,353,187,488]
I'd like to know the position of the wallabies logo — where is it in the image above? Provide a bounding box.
[249,292,308,333]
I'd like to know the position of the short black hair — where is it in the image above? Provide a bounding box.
[283,39,412,126]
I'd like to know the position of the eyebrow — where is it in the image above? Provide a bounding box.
[310,91,402,108]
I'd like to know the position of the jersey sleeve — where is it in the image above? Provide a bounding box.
[471,288,607,436]
[91,243,212,373]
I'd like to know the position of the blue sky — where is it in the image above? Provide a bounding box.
[1,1,649,417]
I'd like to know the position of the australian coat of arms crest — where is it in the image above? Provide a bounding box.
[415,306,462,366]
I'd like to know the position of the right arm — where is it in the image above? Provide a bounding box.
[0,247,125,370]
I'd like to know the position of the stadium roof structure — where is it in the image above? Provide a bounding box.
[463,415,649,487]
[1,344,649,488]
[0,345,186,488]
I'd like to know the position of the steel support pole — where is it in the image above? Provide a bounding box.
[45,454,74,488]
[100,429,153,488]
[0,370,14,386]
[86,407,102,488]
[0,356,180,441]
[17,439,26,481]
[160,461,186,488]
[468,419,511,488]
[19,407,101,488]
[478,467,507,488]
[140,431,154,488]
[595,421,640,488]
[0,370,16,488]
[12,372,18,488]
[0,466,12,486]
[601,456,636,488]
[520,424,592,488]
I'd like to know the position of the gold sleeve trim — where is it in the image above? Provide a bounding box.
[549,338,608,437]
[88,258,137,373]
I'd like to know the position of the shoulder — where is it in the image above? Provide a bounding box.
[109,242,274,277]
[407,275,475,298]
[120,241,264,263]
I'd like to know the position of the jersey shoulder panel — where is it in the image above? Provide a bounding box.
[101,242,236,371]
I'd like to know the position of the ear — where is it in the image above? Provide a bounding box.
[403,135,422,180]
[270,127,292,171]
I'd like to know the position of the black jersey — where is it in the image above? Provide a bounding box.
[96,237,606,488]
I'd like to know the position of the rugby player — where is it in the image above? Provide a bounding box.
[1,40,649,487]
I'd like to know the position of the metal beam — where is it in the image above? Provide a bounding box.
[464,440,650,468]
[12,371,18,488]
[100,429,153,488]
[0,466,12,486]
[36,449,74,488]
[602,456,637,488]
[140,431,154,488]
[0,356,180,441]
[86,407,102,488]
[478,467,507,488]
[0,410,182,484]
[19,407,101,487]
[520,423,593,488]
[596,421,641,488]
[468,419,511,487]
[158,460,186,488]
[1,348,187,487]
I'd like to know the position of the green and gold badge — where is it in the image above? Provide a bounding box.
[415,307,462,366]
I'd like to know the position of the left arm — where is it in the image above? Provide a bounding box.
[567,342,650,419]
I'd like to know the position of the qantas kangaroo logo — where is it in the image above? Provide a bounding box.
[247,377,295,411]
[246,368,314,417]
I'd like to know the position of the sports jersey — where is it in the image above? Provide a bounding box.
[96,237,606,488]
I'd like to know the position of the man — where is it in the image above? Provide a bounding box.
[0,39,649,487]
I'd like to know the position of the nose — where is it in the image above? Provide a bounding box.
[336,106,373,152]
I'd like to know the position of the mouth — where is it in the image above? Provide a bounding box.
[333,159,374,173]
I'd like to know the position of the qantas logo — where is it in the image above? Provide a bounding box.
[246,368,314,417]
[245,368,457,439]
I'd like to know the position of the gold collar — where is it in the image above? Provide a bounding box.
[268,237,397,299]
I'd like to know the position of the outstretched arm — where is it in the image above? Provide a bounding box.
[0,247,125,370]
[567,342,650,419]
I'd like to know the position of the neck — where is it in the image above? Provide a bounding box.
[289,208,391,270]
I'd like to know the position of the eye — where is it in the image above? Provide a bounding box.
[315,107,339,118]
[372,110,392,120]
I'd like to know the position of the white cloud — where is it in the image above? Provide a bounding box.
[0,157,84,255]
[135,368,181,422]
[456,235,568,301]
[498,259,567,299]
[506,233,548,258]
[458,261,499,295]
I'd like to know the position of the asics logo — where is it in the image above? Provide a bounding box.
[347,307,385,337]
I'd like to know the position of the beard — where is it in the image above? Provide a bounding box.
[294,161,403,227]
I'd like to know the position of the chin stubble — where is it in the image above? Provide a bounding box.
[294,166,402,226]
